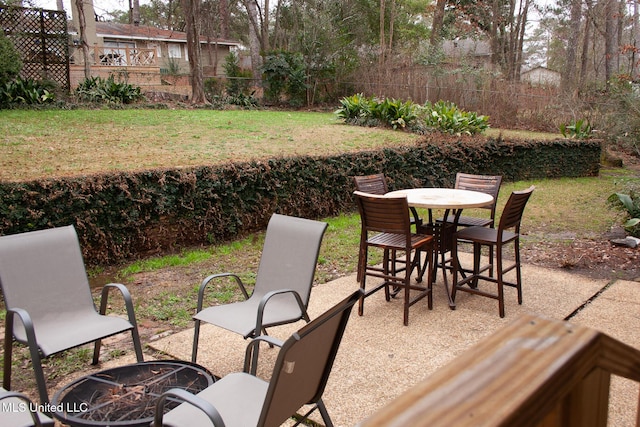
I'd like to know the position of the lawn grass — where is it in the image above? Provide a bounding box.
[0,109,420,182]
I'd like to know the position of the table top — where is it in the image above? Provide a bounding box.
[386,188,494,210]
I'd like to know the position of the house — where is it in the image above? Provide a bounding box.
[441,38,492,68]
[69,0,241,92]
[520,66,561,87]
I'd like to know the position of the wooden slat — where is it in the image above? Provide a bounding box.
[360,314,640,427]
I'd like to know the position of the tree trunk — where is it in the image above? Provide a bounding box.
[563,0,583,93]
[75,0,91,79]
[580,0,593,88]
[634,0,640,79]
[514,0,529,81]
[243,0,263,81]
[430,0,446,49]
[181,0,207,104]
[379,0,386,67]
[604,0,617,86]
[263,0,270,52]
[219,0,229,39]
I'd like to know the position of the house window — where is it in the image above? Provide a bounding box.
[168,44,182,59]
[148,43,161,58]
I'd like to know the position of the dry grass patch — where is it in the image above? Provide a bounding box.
[0,109,420,182]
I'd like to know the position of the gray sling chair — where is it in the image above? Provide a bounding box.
[0,226,144,405]
[0,387,54,427]
[154,289,362,427]
[191,214,328,364]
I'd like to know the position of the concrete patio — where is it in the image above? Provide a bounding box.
[148,254,640,426]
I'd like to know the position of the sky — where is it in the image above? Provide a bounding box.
[30,0,146,18]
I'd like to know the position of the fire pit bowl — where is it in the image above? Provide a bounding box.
[51,360,214,427]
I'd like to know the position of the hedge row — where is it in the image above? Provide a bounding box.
[0,136,601,266]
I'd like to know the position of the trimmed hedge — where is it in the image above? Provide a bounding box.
[0,136,601,265]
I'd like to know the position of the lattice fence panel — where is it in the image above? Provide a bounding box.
[1,5,70,90]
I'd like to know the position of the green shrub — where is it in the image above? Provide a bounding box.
[559,119,593,139]
[335,93,377,126]
[75,75,143,104]
[228,92,259,108]
[204,77,224,99]
[0,33,22,86]
[420,100,489,135]
[0,77,55,106]
[608,191,640,237]
[336,96,488,134]
[372,98,418,129]
[261,51,308,107]
[222,52,253,100]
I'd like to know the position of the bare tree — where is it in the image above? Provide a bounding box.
[563,0,583,93]
[243,0,263,80]
[219,0,229,38]
[580,0,593,87]
[380,0,386,68]
[430,0,447,49]
[75,0,91,79]
[182,0,207,103]
[604,0,617,84]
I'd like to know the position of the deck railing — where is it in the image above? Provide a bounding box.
[71,46,157,67]
[360,314,640,427]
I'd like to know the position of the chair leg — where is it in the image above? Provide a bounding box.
[92,339,103,365]
[403,272,410,326]
[28,344,49,405]
[472,242,482,288]
[192,319,202,363]
[3,317,13,392]
[130,326,144,362]
[426,244,434,310]
[357,245,369,317]
[383,249,392,301]
[316,398,334,427]
[515,238,523,304]
[496,245,505,318]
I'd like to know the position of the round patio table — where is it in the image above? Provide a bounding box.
[51,360,214,427]
[386,188,494,309]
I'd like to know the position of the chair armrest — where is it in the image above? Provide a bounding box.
[154,388,225,427]
[243,335,285,374]
[4,307,37,346]
[99,283,139,330]
[196,273,249,313]
[98,283,144,363]
[4,308,49,404]
[255,289,309,338]
[0,390,48,427]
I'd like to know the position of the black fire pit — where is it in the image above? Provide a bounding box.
[51,360,214,427]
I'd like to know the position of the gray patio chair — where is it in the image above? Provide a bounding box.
[191,214,328,363]
[0,225,144,405]
[155,290,362,427]
[0,387,54,427]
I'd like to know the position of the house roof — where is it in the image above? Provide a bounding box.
[71,22,241,47]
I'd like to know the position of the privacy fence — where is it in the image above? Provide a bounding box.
[0,5,70,90]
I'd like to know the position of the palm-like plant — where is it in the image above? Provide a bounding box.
[608,191,640,236]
